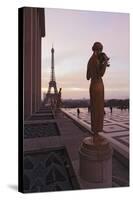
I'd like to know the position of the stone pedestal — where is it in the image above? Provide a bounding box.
[79,135,113,188]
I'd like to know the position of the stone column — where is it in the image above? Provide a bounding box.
[23,7,45,119]
[32,8,36,114]
[35,9,41,113]
[79,135,113,188]
[37,25,41,111]
[24,8,33,120]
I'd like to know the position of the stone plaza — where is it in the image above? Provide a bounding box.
[63,107,129,161]
[23,106,129,192]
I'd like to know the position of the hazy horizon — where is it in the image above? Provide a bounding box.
[41,8,129,100]
[42,95,129,101]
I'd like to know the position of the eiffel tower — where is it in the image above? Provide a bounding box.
[44,47,59,106]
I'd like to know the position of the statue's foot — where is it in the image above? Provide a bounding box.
[93,133,104,144]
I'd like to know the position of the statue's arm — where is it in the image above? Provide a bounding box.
[99,62,107,77]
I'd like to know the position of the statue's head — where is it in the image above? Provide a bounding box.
[92,42,103,52]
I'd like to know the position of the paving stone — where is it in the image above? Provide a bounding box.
[103,124,128,133]
[23,148,80,193]
[24,122,60,138]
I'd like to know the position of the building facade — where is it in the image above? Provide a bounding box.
[20,7,45,120]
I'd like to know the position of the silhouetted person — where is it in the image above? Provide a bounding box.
[77,108,80,117]
[86,42,109,138]
[120,105,123,111]
[110,106,113,114]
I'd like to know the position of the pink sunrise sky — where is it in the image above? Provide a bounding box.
[41,8,129,100]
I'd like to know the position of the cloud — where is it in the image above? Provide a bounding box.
[41,8,129,99]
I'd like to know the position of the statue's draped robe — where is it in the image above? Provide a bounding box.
[86,54,106,133]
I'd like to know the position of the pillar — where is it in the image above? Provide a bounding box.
[24,8,33,119]
[79,135,113,188]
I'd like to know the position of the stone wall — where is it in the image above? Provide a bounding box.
[21,7,45,120]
